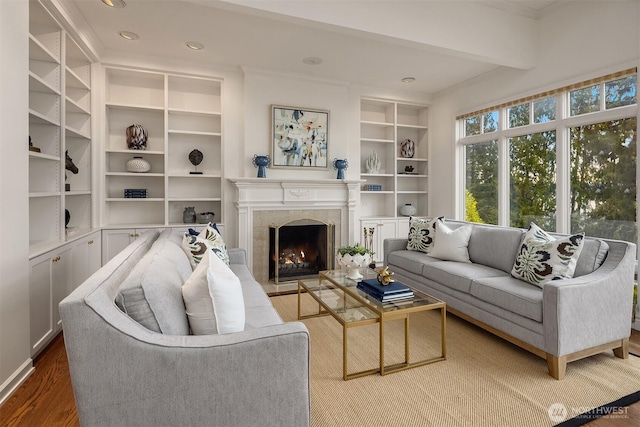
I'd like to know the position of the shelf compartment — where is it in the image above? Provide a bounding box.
[107,151,164,174]
[29,91,61,125]
[168,200,222,225]
[30,196,62,245]
[64,141,91,192]
[29,123,61,157]
[29,67,60,95]
[65,193,92,230]
[360,192,396,218]
[168,132,221,175]
[29,35,60,64]
[30,156,60,194]
[361,99,394,123]
[397,103,428,128]
[65,34,91,88]
[106,175,164,199]
[168,176,222,199]
[106,68,164,108]
[66,86,90,113]
[168,110,221,134]
[168,75,221,112]
[105,200,165,226]
[106,105,165,151]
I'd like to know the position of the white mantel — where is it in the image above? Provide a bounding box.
[230,178,362,273]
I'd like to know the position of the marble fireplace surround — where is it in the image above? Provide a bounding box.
[230,178,361,284]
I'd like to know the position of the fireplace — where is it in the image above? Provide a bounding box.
[269,219,335,284]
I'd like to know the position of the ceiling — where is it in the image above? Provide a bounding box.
[61,0,560,94]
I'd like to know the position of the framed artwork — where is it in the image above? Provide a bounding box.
[271,105,329,168]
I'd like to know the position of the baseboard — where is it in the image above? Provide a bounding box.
[0,358,34,407]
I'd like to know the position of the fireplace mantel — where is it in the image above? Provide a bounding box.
[230,178,363,274]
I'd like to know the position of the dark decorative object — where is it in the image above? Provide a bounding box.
[126,124,148,150]
[404,165,414,173]
[252,154,270,178]
[28,136,40,153]
[65,150,78,191]
[189,149,204,174]
[377,266,395,286]
[333,158,348,180]
[198,212,215,224]
[400,139,415,158]
[183,207,196,223]
[65,209,70,228]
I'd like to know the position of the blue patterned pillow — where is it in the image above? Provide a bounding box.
[511,223,585,287]
[182,222,229,269]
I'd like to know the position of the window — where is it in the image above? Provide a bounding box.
[457,69,637,245]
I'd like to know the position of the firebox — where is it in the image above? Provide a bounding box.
[269,219,335,284]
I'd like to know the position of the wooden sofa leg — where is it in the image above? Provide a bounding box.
[613,338,629,359]
[547,354,567,380]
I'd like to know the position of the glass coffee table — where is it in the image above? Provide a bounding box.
[298,268,446,380]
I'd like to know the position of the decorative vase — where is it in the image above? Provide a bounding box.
[336,252,372,280]
[126,124,148,150]
[183,207,196,224]
[197,212,215,224]
[399,203,417,216]
[252,154,270,178]
[333,158,348,180]
[126,156,151,173]
[400,139,415,158]
[365,151,381,173]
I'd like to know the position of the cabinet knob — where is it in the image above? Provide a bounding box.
[88,240,94,245]
[52,256,61,262]
[130,233,136,238]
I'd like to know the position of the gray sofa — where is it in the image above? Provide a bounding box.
[60,228,310,427]
[384,219,636,380]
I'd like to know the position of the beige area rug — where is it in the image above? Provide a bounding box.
[271,294,640,427]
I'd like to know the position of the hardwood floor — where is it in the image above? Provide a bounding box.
[1,330,639,426]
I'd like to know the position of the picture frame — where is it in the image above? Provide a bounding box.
[271,105,329,169]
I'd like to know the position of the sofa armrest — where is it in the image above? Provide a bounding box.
[383,238,408,266]
[543,240,636,356]
[228,247,247,265]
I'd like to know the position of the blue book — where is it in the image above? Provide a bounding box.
[357,283,414,302]
[358,278,411,295]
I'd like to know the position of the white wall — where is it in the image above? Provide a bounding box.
[428,0,640,219]
[0,0,33,404]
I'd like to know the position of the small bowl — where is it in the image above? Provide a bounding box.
[197,212,215,224]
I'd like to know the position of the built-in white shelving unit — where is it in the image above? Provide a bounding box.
[359,98,429,218]
[103,67,223,228]
[29,0,93,256]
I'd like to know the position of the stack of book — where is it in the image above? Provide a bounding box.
[356,279,414,303]
[365,184,383,191]
[124,188,148,198]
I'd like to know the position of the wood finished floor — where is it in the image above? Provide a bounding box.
[1,330,639,426]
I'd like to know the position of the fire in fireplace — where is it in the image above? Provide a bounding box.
[269,219,335,284]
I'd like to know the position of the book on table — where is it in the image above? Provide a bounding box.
[356,279,414,302]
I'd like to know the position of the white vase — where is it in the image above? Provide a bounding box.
[126,156,151,173]
[336,252,372,280]
[399,203,417,216]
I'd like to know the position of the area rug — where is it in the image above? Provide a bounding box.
[271,294,640,427]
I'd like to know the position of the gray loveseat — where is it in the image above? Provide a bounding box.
[383,219,636,380]
[60,228,310,426]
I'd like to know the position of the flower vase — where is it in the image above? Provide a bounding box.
[333,158,348,180]
[252,155,270,178]
[337,252,372,280]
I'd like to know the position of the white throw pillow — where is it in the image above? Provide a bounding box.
[182,249,245,335]
[511,223,585,287]
[428,220,472,263]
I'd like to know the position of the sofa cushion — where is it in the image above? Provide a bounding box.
[406,216,440,253]
[115,238,190,335]
[422,261,508,294]
[429,220,472,263]
[387,250,441,275]
[181,223,230,269]
[574,238,609,277]
[468,224,524,273]
[470,276,543,323]
[182,249,245,335]
[511,223,585,287]
[245,306,284,330]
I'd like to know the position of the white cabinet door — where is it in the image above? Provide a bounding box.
[72,231,102,288]
[361,219,398,265]
[52,246,73,332]
[101,229,137,265]
[29,254,54,356]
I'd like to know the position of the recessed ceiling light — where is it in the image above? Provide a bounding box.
[119,31,139,40]
[303,57,323,66]
[186,42,204,50]
[102,0,126,8]
[401,77,416,83]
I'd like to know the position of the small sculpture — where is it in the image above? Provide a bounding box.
[377,266,395,286]
[65,151,78,191]
[400,139,415,158]
[405,165,414,173]
[189,149,203,174]
[365,151,381,173]
[126,124,148,150]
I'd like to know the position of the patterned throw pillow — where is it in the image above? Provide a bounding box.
[181,222,230,269]
[511,223,585,287]
[406,216,442,253]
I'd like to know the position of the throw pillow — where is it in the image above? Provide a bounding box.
[182,222,229,269]
[182,249,245,335]
[511,223,585,287]
[428,220,473,263]
[406,216,442,253]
